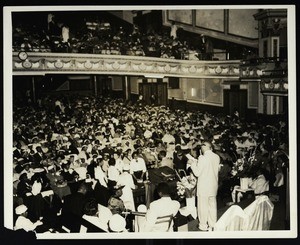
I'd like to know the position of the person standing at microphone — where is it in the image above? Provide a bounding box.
[190,141,220,231]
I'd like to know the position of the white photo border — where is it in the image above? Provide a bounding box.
[3,4,297,239]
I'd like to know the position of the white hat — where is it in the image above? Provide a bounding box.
[109,214,126,232]
[184,134,190,138]
[15,204,27,215]
[137,204,147,212]
[181,144,189,150]
[85,178,92,183]
[213,135,221,140]
[74,134,80,139]
[33,168,45,173]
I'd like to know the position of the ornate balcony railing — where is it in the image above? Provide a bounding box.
[240,57,288,95]
[12,53,288,95]
[13,52,241,79]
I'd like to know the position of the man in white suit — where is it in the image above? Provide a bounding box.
[190,141,220,231]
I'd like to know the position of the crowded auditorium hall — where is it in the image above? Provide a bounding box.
[6,7,295,236]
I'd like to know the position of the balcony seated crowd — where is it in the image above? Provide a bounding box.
[12,94,289,233]
[13,15,214,60]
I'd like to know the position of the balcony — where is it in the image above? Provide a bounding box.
[12,52,288,96]
[13,52,241,79]
[240,57,288,95]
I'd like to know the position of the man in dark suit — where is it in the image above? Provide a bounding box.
[91,180,111,207]
[62,182,88,217]
[13,143,22,158]
[32,146,45,167]
[61,182,89,232]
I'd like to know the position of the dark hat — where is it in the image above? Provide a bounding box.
[22,162,32,167]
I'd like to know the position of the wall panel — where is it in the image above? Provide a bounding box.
[195,9,224,32]
[228,9,258,38]
[168,10,193,25]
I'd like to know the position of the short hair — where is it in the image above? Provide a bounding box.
[175,145,182,152]
[176,149,183,156]
[83,198,98,216]
[19,173,28,181]
[132,151,138,158]
[157,182,170,196]
[201,141,212,149]
[159,150,167,158]
[78,182,88,193]
[109,158,116,166]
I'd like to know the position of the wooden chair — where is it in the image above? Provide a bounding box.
[125,211,175,232]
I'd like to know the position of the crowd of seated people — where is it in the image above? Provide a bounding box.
[12,94,289,233]
[13,14,213,60]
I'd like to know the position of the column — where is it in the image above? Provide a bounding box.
[32,77,36,103]
[124,76,130,100]
[94,75,97,97]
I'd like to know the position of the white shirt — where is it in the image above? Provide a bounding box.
[62,26,69,43]
[117,172,136,211]
[115,158,124,173]
[108,166,120,182]
[31,181,42,196]
[142,197,180,232]
[94,166,108,187]
[249,174,269,195]
[130,158,147,174]
[170,25,178,39]
[14,216,37,232]
[190,150,220,197]
[74,166,87,180]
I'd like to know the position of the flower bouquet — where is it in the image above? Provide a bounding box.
[231,148,258,177]
[176,173,197,198]
[175,170,197,219]
[231,148,258,189]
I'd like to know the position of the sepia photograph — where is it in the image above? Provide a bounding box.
[3,5,297,239]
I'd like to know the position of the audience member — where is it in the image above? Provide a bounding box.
[137,182,180,232]
[11,94,288,233]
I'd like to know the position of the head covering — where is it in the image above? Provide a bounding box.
[33,168,44,173]
[113,185,125,191]
[123,164,130,171]
[137,204,147,212]
[109,214,126,232]
[181,144,189,150]
[15,204,27,215]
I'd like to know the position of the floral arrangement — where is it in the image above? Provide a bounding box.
[176,173,197,198]
[231,157,248,177]
[231,149,258,178]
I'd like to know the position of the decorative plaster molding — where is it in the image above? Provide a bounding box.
[12,52,288,96]
[13,52,241,79]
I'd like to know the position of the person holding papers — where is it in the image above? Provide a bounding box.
[189,141,220,231]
